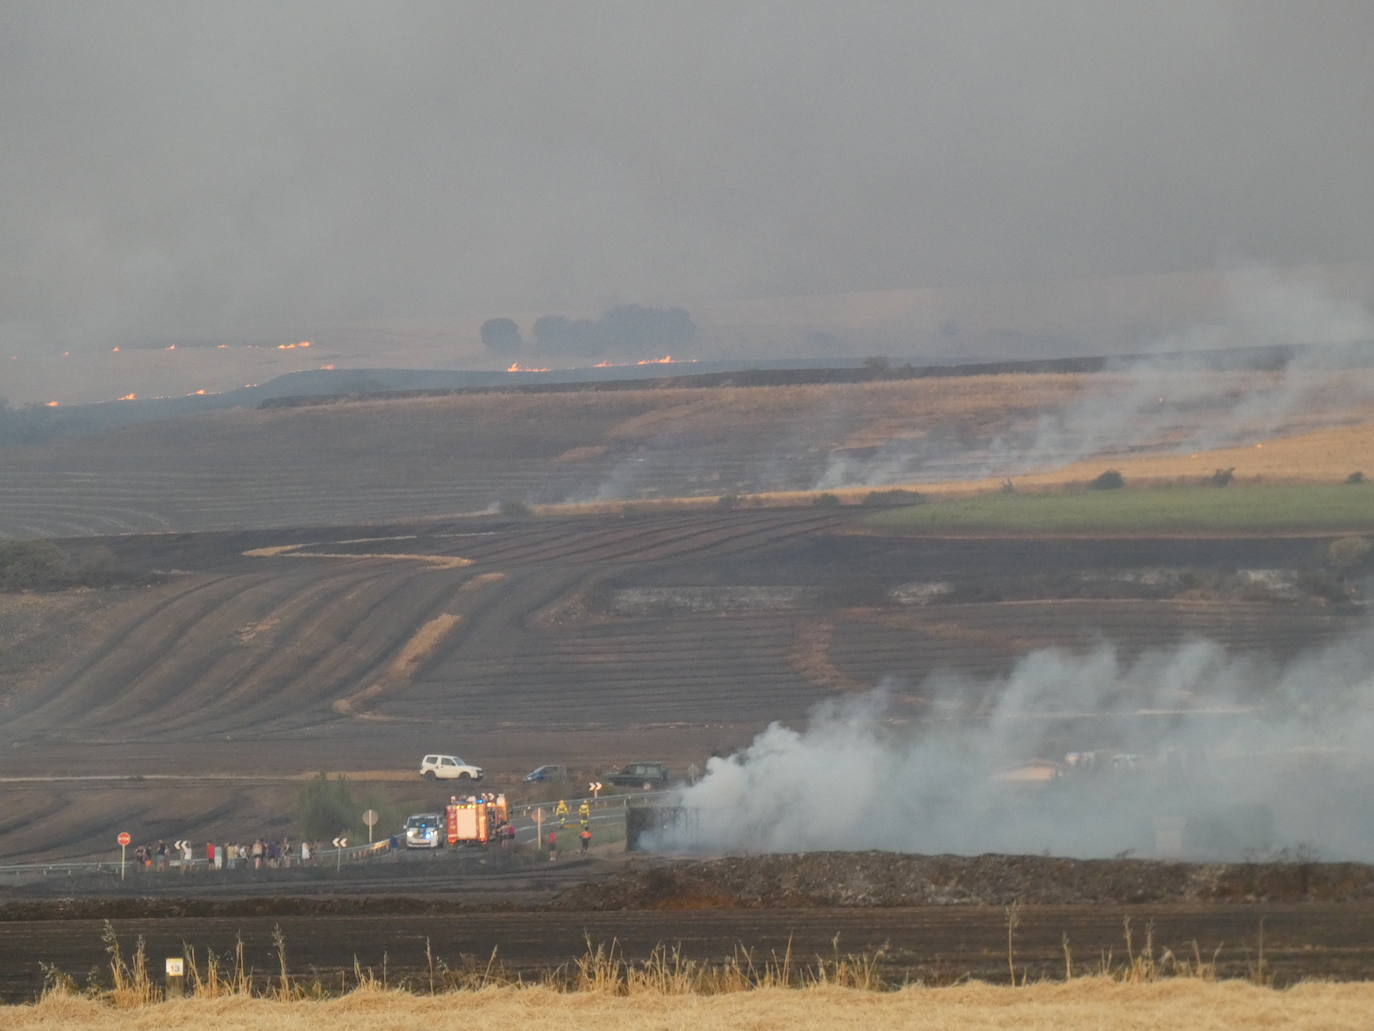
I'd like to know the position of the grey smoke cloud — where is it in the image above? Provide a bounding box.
[5,2,1374,402]
[663,615,1374,859]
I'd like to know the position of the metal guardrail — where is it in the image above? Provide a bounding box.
[0,790,678,879]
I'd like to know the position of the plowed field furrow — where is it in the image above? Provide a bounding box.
[620,512,853,562]
[448,511,827,568]
[156,564,482,735]
[451,516,718,566]
[54,572,346,733]
[113,564,418,735]
[6,575,245,726]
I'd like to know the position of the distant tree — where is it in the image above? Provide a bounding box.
[812,492,843,507]
[1088,469,1125,490]
[0,540,70,590]
[480,318,522,354]
[1208,467,1235,488]
[295,773,356,840]
[861,355,891,374]
[716,493,740,510]
[599,305,695,358]
[1346,471,1365,484]
[533,305,695,360]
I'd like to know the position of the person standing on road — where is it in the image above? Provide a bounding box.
[547,829,558,861]
[580,827,591,854]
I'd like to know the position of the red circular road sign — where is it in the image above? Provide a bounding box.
[117,832,131,847]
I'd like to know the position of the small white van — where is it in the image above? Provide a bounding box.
[420,754,484,781]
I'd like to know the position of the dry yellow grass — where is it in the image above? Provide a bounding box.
[244,543,473,569]
[11,981,1374,1031]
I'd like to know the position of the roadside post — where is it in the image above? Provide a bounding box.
[535,807,543,851]
[165,956,185,998]
[117,831,131,880]
[362,809,378,844]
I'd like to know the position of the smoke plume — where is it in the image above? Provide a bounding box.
[660,615,1374,859]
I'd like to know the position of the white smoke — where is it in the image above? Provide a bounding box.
[815,267,1374,489]
[660,618,1374,859]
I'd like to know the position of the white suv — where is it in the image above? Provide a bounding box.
[420,754,484,781]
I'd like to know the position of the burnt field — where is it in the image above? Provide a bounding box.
[7,904,1372,1001]
[0,507,1365,861]
[6,848,1374,1000]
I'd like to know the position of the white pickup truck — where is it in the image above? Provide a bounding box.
[419,754,484,781]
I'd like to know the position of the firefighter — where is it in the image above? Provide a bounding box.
[578,800,591,824]
[554,799,570,826]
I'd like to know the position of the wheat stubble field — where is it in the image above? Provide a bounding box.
[10,981,1374,1031]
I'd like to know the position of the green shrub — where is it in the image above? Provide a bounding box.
[1328,536,1371,577]
[1208,467,1235,488]
[716,493,740,510]
[1346,471,1365,484]
[0,540,70,590]
[294,773,357,840]
[1088,469,1125,490]
[812,492,842,507]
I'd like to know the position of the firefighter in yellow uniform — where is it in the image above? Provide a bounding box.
[578,800,591,828]
[554,799,570,827]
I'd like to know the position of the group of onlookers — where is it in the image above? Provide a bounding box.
[129,837,323,870]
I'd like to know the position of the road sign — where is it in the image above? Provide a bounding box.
[362,808,378,843]
[117,832,131,847]
[588,781,603,796]
[332,836,349,848]
[173,839,189,851]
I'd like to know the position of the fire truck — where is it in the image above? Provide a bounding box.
[445,792,510,846]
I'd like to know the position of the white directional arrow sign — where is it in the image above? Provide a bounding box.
[332,836,349,848]
[173,839,189,851]
[588,781,603,797]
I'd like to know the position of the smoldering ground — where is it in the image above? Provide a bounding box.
[656,613,1374,859]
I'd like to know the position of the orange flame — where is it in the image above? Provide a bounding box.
[321,363,336,370]
[61,351,71,357]
[506,362,550,372]
[636,355,682,364]
[188,388,207,396]
[298,340,311,348]
[165,344,176,351]
[117,393,137,401]
[111,346,121,353]
[44,400,59,407]
[216,343,228,349]
[594,360,614,367]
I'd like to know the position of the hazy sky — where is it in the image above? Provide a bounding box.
[5,1,1374,367]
